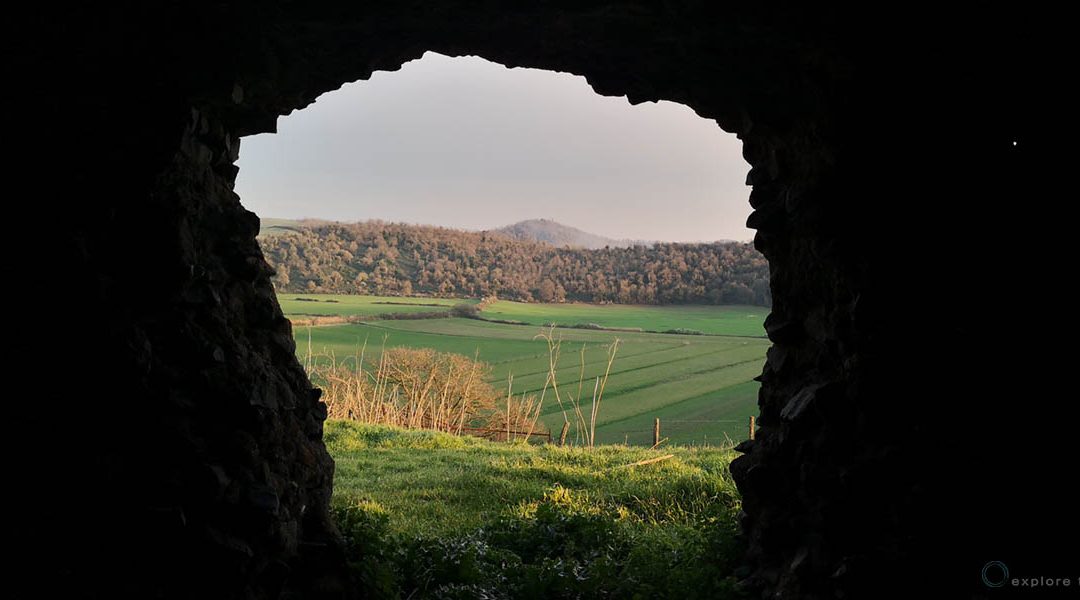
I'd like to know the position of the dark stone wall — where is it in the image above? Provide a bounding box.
[12,3,1048,599]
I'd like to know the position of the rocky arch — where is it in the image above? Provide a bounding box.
[14,3,1041,599]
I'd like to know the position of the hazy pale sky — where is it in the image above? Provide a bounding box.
[235,52,752,242]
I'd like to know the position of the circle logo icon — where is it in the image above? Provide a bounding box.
[981,561,1009,588]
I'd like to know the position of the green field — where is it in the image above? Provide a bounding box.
[279,293,472,317]
[289,294,768,446]
[327,421,741,597]
[481,299,768,337]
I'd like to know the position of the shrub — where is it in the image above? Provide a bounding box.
[313,348,546,438]
[449,303,481,318]
[313,347,498,431]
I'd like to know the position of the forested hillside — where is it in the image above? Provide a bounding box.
[260,221,770,305]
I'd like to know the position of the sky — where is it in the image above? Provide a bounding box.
[235,52,752,243]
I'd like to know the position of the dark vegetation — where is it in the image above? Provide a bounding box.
[260,221,770,305]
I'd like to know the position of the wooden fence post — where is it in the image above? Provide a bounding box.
[559,421,570,447]
[749,415,756,441]
[653,417,661,447]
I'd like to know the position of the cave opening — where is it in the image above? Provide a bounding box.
[234,49,768,450]
[223,51,781,600]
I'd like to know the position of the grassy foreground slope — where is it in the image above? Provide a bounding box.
[327,421,743,598]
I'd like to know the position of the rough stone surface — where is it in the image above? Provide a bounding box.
[12,3,1047,599]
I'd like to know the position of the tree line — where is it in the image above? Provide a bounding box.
[260,221,770,306]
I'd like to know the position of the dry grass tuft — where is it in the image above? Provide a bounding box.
[309,335,546,439]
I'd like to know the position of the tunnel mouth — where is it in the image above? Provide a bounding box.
[236,49,768,440]
[225,51,777,595]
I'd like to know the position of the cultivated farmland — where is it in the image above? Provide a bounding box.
[481,299,769,337]
[286,294,768,446]
[279,293,472,317]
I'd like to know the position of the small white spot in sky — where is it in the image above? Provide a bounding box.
[1012,141,1018,146]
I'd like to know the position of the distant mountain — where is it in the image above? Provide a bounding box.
[491,219,646,249]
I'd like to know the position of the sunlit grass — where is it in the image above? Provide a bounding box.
[327,420,738,537]
[327,420,745,597]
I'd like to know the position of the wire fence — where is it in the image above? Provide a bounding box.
[615,418,748,433]
[454,416,759,449]
[460,426,551,443]
[606,416,758,448]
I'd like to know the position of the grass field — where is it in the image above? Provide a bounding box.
[288,294,768,446]
[327,421,742,597]
[279,293,472,317]
[481,300,768,337]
